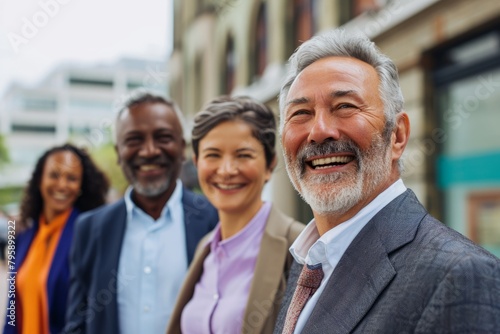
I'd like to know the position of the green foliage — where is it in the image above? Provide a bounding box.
[0,135,9,167]
[0,186,23,213]
[89,141,128,196]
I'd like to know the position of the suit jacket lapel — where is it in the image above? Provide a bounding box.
[46,208,79,307]
[100,199,128,276]
[304,221,396,333]
[168,237,211,333]
[242,206,291,333]
[14,226,36,272]
[182,189,198,264]
[98,199,128,328]
[302,190,426,333]
[177,238,211,308]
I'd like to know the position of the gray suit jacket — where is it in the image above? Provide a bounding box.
[274,189,500,334]
[167,205,304,334]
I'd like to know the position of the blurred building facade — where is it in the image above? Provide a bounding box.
[0,58,167,210]
[169,0,500,255]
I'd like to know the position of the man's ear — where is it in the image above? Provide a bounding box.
[192,153,198,167]
[114,144,121,164]
[181,139,186,162]
[391,112,410,162]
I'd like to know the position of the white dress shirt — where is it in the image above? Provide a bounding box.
[117,179,188,334]
[289,179,407,334]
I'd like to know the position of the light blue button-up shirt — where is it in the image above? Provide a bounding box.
[117,179,188,334]
[289,179,407,334]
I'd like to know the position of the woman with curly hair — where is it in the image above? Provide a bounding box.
[3,143,109,334]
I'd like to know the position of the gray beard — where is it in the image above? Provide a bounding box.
[122,163,173,198]
[284,134,391,216]
[132,178,172,197]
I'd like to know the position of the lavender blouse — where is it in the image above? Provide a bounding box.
[180,202,272,334]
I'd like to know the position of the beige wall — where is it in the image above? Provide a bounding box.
[373,0,500,210]
[170,0,500,221]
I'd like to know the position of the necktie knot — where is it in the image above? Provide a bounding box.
[297,263,324,289]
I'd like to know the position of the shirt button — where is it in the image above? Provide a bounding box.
[213,294,219,300]
[144,305,150,312]
[144,266,152,274]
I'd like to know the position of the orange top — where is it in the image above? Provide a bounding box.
[16,208,71,334]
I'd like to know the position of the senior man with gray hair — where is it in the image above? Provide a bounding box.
[274,29,500,334]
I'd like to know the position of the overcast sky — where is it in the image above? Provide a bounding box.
[0,0,171,96]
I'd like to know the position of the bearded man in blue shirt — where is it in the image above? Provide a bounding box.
[64,91,218,334]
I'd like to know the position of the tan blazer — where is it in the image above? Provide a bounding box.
[166,204,304,334]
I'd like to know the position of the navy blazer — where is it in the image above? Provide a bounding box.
[64,188,218,334]
[3,208,80,334]
[274,189,500,334]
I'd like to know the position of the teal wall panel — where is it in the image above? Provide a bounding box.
[438,151,500,189]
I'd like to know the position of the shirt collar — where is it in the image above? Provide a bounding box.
[290,179,407,267]
[209,201,271,255]
[124,179,183,219]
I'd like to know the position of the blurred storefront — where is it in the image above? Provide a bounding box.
[429,24,500,255]
[169,0,500,255]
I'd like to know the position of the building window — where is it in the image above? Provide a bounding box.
[194,57,203,113]
[292,0,319,49]
[11,124,56,134]
[10,148,47,164]
[68,99,112,113]
[23,98,57,111]
[339,0,382,25]
[224,35,236,94]
[431,25,500,256]
[353,0,381,16]
[255,3,267,78]
[468,191,500,256]
[69,77,113,88]
[127,81,143,90]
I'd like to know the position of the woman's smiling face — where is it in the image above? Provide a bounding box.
[40,150,83,221]
[195,120,272,216]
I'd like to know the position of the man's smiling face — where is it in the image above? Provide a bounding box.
[115,102,185,198]
[281,56,393,218]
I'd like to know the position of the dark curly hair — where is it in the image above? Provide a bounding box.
[18,143,110,229]
[191,95,277,168]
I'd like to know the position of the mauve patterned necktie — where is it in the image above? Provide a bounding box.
[282,263,324,334]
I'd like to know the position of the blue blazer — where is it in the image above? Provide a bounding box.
[274,190,500,333]
[3,208,80,334]
[63,188,218,334]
